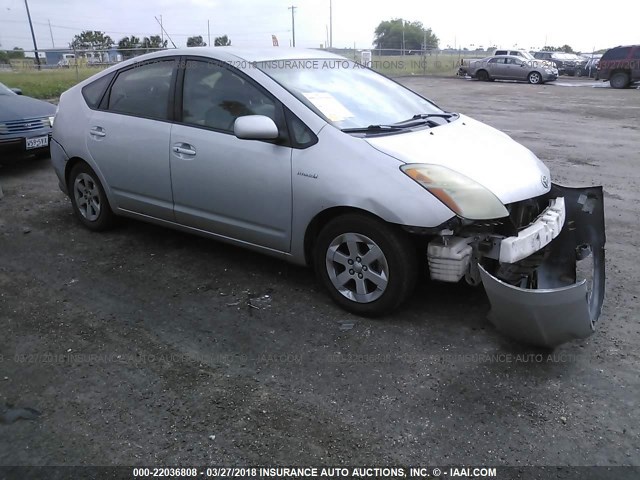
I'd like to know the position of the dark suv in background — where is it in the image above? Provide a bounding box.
[596,45,640,88]
[534,51,587,76]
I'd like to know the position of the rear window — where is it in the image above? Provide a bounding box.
[632,48,640,59]
[603,47,631,60]
[81,72,115,109]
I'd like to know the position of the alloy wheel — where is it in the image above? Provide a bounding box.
[529,72,541,84]
[73,173,102,221]
[325,232,389,303]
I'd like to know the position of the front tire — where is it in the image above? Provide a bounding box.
[68,162,114,231]
[314,214,418,316]
[528,71,542,84]
[476,70,489,82]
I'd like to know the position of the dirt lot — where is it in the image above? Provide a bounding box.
[1,77,639,470]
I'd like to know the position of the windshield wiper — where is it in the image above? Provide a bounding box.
[341,124,405,133]
[392,112,459,127]
[342,113,459,134]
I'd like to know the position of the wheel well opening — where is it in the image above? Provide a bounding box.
[64,157,88,189]
[303,207,384,267]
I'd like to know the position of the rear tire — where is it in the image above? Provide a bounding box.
[610,72,630,89]
[68,162,115,231]
[476,70,489,82]
[313,214,418,317]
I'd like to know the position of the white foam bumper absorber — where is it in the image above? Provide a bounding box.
[427,237,473,282]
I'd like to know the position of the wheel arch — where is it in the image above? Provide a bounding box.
[303,206,391,267]
[64,156,117,209]
[64,156,88,189]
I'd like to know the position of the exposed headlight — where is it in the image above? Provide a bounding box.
[401,164,509,220]
[48,116,55,127]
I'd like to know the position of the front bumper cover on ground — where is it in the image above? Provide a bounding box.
[480,184,606,348]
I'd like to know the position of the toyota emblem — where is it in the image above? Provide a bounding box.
[541,175,549,189]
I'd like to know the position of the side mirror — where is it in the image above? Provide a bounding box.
[234,115,279,140]
[10,87,23,95]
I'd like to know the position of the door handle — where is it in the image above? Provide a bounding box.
[89,126,106,137]
[172,143,196,156]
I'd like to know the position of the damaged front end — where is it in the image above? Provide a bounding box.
[425,184,605,348]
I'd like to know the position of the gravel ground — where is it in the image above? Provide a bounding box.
[0,76,638,470]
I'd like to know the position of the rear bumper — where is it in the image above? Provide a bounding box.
[480,184,605,348]
[50,138,69,194]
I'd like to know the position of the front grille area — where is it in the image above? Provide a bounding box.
[0,117,49,135]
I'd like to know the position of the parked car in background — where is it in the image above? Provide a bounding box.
[460,50,553,77]
[57,53,76,68]
[493,49,535,59]
[0,82,56,158]
[464,55,558,84]
[533,51,587,76]
[596,45,640,88]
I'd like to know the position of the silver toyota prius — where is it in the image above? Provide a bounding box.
[51,48,605,347]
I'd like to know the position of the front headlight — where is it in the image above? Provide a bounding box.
[401,164,509,220]
[48,116,55,127]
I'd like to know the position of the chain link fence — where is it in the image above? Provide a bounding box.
[0,46,493,99]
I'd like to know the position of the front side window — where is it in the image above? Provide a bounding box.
[182,60,278,132]
[259,59,442,130]
[107,60,175,120]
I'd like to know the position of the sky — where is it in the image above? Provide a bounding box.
[0,0,635,54]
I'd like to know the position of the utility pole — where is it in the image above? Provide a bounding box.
[402,19,405,56]
[288,5,296,47]
[48,19,55,48]
[160,15,164,44]
[329,0,332,48]
[207,20,211,46]
[24,0,40,69]
[155,16,177,48]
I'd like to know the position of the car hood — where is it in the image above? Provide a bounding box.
[0,95,56,123]
[365,114,551,205]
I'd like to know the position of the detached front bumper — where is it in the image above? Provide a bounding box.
[480,184,606,348]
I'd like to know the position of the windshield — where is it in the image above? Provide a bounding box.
[520,51,535,60]
[258,59,443,129]
[0,83,15,96]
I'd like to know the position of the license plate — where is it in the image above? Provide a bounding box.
[26,135,49,150]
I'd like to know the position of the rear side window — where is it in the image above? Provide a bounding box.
[82,72,115,109]
[603,47,631,60]
[107,60,175,120]
[495,50,507,56]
